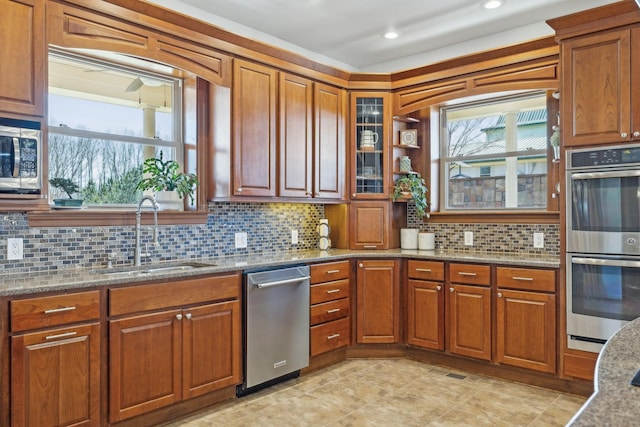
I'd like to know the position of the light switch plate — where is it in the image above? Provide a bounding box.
[464,231,473,246]
[291,230,298,245]
[533,233,544,248]
[235,232,247,249]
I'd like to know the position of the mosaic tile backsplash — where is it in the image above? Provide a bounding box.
[0,202,558,274]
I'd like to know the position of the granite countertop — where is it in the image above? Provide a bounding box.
[568,317,640,426]
[0,248,559,297]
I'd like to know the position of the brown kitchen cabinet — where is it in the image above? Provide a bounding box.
[447,263,492,361]
[356,259,400,343]
[559,26,640,146]
[108,274,241,422]
[0,0,45,117]
[279,74,346,199]
[10,291,101,427]
[407,260,445,350]
[496,267,557,374]
[310,260,351,356]
[349,201,405,249]
[233,59,277,197]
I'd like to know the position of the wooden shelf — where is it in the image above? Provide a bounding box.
[393,170,418,175]
[393,144,420,149]
[393,116,420,123]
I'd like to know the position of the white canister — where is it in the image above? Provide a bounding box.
[400,228,419,250]
[418,232,435,250]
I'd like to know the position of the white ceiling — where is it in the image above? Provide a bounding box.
[147,0,623,73]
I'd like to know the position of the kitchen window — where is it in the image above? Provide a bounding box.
[47,51,184,208]
[440,92,548,211]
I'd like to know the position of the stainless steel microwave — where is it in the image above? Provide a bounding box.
[0,118,41,194]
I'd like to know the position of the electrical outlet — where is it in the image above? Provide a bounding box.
[533,232,544,248]
[464,231,473,246]
[291,229,299,245]
[7,238,23,260]
[234,232,247,249]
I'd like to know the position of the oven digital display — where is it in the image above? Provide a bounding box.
[571,146,640,167]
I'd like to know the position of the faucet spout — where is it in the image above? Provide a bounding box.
[134,195,159,266]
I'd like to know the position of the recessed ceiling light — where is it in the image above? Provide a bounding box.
[383,31,399,40]
[481,0,504,9]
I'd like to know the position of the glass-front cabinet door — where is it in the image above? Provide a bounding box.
[351,92,390,199]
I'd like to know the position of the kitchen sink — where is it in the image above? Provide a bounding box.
[95,262,216,278]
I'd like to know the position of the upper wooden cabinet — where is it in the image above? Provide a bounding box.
[0,0,45,117]
[233,59,278,197]
[560,27,640,146]
[314,83,346,199]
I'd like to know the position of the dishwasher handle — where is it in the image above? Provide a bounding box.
[255,276,311,289]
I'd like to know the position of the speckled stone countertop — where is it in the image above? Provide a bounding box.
[0,248,559,297]
[568,317,640,426]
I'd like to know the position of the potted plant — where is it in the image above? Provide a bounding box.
[136,151,199,210]
[392,173,430,219]
[49,177,83,207]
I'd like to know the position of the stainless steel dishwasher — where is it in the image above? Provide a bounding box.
[237,265,310,395]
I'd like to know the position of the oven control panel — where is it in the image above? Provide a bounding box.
[569,144,640,168]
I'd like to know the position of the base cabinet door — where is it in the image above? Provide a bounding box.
[356,259,400,343]
[496,289,556,373]
[447,284,492,361]
[109,310,182,423]
[182,300,241,399]
[407,279,444,350]
[11,323,101,427]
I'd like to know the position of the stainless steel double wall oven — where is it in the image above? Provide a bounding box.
[566,144,640,352]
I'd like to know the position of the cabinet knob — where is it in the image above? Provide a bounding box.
[352,193,357,198]
[236,188,243,193]
[176,314,183,320]
[497,292,503,298]
[185,313,192,320]
[436,285,442,291]
[359,263,364,268]
[634,131,640,138]
[449,287,454,293]
[622,132,629,139]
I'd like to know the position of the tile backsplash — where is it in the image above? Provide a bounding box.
[0,202,558,274]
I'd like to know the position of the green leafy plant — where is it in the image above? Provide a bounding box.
[136,151,199,203]
[392,173,430,219]
[49,178,80,199]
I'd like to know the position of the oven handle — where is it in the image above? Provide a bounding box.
[570,170,640,180]
[572,257,640,268]
[12,137,20,177]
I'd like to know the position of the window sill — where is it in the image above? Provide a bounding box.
[426,210,559,224]
[28,210,209,227]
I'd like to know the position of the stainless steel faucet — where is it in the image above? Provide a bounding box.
[134,195,159,266]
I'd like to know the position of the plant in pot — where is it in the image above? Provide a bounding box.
[49,178,83,207]
[136,151,199,210]
[392,173,430,249]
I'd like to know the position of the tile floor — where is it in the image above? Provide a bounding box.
[163,358,587,427]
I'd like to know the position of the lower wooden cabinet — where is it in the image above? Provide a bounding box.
[11,323,101,427]
[407,260,445,350]
[356,259,400,343]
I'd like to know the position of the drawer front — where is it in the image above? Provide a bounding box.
[110,273,240,316]
[449,263,491,286]
[407,260,444,281]
[310,298,349,326]
[310,260,350,284]
[11,290,100,332]
[496,267,556,292]
[310,279,350,305]
[310,317,350,356]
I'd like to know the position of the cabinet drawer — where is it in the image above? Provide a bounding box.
[496,267,556,292]
[310,279,350,305]
[110,273,240,316]
[311,260,350,284]
[11,290,100,333]
[408,260,444,281]
[449,263,491,286]
[310,298,349,326]
[310,317,350,356]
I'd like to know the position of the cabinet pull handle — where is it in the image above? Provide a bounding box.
[634,131,640,138]
[185,313,192,320]
[449,287,454,292]
[45,331,77,340]
[44,306,76,314]
[622,132,629,139]
[512,276,534,281]
[327,308,341,313]
[363,246,377,249]
[458,272,477,276]
[436,285,442,291]
[326,269,340,274]
[498,292,503,298]
[176,314,183,320]
[326,289,340,294]
[416,268,432,272]
[327,333,341,340]
[359,263,364,268]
